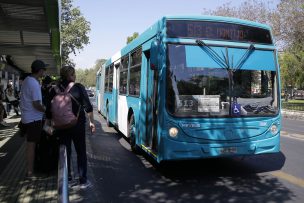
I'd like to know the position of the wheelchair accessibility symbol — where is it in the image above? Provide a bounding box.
[234,106,240,114]
[232,103,241,116]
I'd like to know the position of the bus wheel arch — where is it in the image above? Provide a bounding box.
[128,109,140,153]
[106,100,112,127]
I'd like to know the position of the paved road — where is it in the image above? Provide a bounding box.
[282,117,304,135]
[85,109,304,203]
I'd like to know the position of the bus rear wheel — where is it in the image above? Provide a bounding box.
[128,114,140,153]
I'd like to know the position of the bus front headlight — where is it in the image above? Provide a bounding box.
[169,127,179,138]
[270,124,278,135]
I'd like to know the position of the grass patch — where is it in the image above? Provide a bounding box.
[285,100,304,104]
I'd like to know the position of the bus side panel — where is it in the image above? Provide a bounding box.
[95,74,100,112]
[99,67,106,115]
[117,95,141,137]
[117,95,129,136]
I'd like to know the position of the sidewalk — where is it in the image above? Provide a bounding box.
[0,115,57,203]
[0,111,101,202]
[281,109,304,120]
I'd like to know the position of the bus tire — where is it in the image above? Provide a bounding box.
[128,114,140,153]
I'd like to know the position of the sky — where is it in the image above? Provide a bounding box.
[71,0,279,69]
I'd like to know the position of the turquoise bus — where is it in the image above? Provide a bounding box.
[96,16,281,162]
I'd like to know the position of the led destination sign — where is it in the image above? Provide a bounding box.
[167,20,272,44]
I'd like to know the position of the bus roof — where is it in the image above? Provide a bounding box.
[104,15,272,67]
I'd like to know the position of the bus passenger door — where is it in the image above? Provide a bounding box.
[113,62,120,125]
[145,51,158,152]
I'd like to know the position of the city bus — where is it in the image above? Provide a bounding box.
[96,67,104,113]
[96,16,281,163]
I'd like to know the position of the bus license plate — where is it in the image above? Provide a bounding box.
[219,147,237,154]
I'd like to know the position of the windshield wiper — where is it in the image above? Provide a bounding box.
[196,39,255,72]
[233,44,255,72]
[196,40,228,70]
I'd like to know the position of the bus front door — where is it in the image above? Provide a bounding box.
[145,51,158,152]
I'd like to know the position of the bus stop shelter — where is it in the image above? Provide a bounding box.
[0,0,61,79]
[0,1,61,201]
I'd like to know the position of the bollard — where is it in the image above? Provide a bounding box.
[58,145,69,203]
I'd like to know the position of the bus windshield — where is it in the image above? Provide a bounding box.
[166,44,279,117]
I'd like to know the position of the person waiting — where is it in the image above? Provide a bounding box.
[5,83,20,116]
[0,84,9,126]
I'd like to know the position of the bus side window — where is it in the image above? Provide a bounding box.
[108,64,114,92]
[129,47,142,97]
[105,66,109,92]
[120,56,129,95]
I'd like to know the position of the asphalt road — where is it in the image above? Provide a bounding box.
[281,117,304,135]
[84,109,304,203]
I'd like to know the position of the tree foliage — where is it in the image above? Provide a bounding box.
[61,0,91,66]
[204,0,304,90]
[274,0,304,89]
[273,0,304,49]
[127,32,139,44]
[203,0,276,34]
[280,49,304,90]
[75,59,106,87]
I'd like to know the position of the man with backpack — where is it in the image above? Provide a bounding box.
[20,59,47,177]
[45,65,95,188]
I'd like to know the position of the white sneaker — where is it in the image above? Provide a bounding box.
[79,180,92,189]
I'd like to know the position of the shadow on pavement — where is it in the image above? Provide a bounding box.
[84,114,294,203]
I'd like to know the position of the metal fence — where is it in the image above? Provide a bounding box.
[282,103,304,111]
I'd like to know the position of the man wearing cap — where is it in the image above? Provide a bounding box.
[20,59,48,177]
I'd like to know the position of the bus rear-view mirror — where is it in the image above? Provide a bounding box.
[150,39,159,70]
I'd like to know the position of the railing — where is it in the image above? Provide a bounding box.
[58,145,69,203]
[282,103,304,111]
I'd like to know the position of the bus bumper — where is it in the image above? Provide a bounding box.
[159,133,280,162]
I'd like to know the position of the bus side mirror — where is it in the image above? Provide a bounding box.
[150,40,159,70]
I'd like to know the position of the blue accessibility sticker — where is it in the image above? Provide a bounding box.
[232,102,241,116]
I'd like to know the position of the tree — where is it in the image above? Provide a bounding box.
[280,49,304,89]
[75,59,106,87]
[203,0,275,23]
[203,0,277,40]
[274,0,304,90]
[272,0,304,50]
[61,0,91,65]
[204,0,304,90]
[280,52,298,91]
[127,32,139,44]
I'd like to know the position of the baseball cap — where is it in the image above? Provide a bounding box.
[31,59,49,73]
